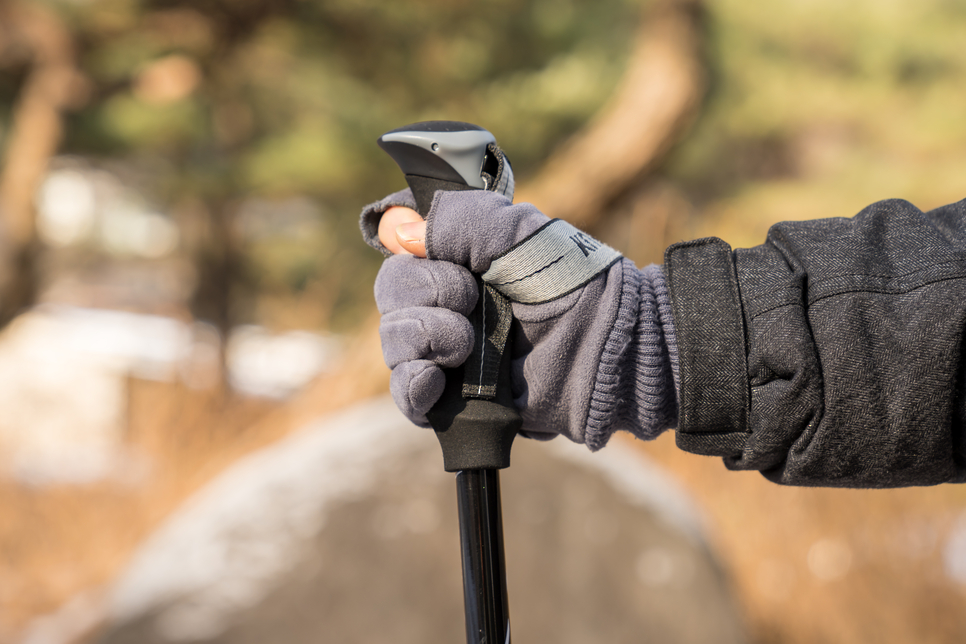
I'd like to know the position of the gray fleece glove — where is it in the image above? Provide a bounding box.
[363,188,679,450]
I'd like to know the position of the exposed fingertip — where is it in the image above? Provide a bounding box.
[396,221,427,257]
[378,206,423,255]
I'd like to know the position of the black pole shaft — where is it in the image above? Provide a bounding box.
[456,469,510,644]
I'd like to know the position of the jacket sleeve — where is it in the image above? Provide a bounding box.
[664,198,966,487]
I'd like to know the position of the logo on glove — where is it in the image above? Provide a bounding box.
[483,219,622,304]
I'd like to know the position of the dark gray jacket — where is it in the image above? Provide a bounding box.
[666,197,966,487]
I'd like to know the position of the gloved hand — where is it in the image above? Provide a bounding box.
[361,188,680,450]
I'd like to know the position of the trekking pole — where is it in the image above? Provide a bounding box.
[378,121,522,644]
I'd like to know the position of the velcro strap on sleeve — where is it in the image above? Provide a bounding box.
[482,219,622,303]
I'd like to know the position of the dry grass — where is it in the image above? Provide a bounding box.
[0,314,389,642]
[0,381,282,641]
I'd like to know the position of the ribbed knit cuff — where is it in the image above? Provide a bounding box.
[652,264,680,404]
[585,262,679,450]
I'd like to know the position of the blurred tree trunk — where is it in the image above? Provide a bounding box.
[0,2,85,329]
[169,0,293,394]
[516,0,707,232]
[185,196,251,395]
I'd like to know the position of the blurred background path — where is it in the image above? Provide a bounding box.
[81,397,746,644]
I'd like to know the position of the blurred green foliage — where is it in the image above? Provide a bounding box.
[5,0,966,331]
[39,0,642,332]
[667,0,966,246]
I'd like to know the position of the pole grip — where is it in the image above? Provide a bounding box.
[378,121,521,471]
[398,174,521,472]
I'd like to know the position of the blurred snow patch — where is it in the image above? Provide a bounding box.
[227,325,340,399]
[0,306,171,485]
[0,306,340,485]
[100,203,179,259]
[36,165,179,258]
[36,169,97,247]
[943,512,966,585]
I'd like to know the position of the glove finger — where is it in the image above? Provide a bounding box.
[390,359,445,427]
[375,254,478,315]
[425,190,549,273]
[380,307,474,369]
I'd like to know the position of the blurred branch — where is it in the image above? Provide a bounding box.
[0,1,87,328]
[515,0,707,230]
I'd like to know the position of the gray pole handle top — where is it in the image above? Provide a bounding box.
[378,121,496,190]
